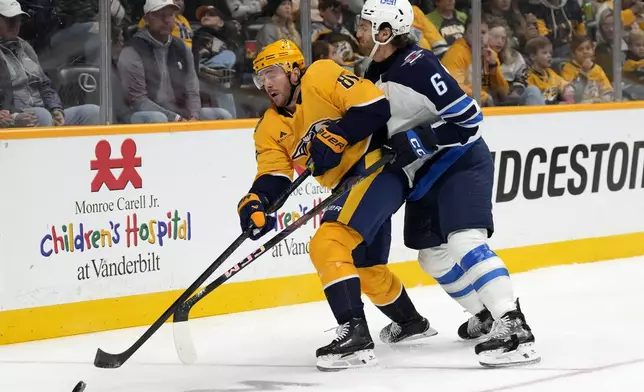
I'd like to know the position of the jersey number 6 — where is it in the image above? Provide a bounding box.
[430,73,448,96]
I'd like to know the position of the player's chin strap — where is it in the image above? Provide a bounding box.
[285,79,302,111]
[364,32,396,71]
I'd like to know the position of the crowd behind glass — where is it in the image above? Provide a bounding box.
[0,0,641,127]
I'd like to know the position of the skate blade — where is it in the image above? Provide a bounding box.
[384,326,439,344]
[478,342,541,368]
[316,349,378,372]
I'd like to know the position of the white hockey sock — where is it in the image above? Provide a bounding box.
[418,247,485,316]
[448,230,516,319]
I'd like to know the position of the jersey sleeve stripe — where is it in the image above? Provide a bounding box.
[265,173,292,180]
[460,111,484,127]
[347,95,387,108]
[437,94,471,115]
[442,104,482,127]
[441,100,475,119]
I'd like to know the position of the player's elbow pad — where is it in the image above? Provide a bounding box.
[337,97,391,145]
[249,174,292,207]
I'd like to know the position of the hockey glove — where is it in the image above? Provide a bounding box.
[387,128,439,171]
[308,122,349,177]
[237,193,276,240]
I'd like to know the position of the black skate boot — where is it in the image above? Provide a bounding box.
[380,317,438,344]
[458,308,493,340]
[316,318,378,371]
[474,300,540,368]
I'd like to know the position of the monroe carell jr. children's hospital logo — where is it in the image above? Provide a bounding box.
[38,138,194,282]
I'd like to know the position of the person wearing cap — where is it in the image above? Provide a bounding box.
[118,0,233,123]
[192,5,241,71]
[138,0,192,48]
[255,0,302,51]
[0,0,99,127]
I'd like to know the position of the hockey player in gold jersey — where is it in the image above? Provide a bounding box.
[237,39,436,371]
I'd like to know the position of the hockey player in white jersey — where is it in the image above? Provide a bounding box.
[356,0,541,367]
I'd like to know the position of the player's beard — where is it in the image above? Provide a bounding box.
[267,83,299,108]
[358,37,375,57]
[268,90,287,107]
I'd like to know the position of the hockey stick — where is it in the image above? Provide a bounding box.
[171,150,395,364]
[93,169,312,369]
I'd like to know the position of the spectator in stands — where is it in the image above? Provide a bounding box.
[525,36,575,104]
[138,0,193,48]
[524,13,542,45]
[483,0,530,49]
[312,40,342,63]
[311,0,363,74]
[595,4,627,82]
[291,0,323,24]
[119,0,233,123]
[426,0,467,47]
[0,0,99,126]
[193,5,241,71]
[487,17,544,105]
[52,0,130,63]
[593,0,644,30]
[0,108,37,127]
[409,0,449,57]
[256,0,302,51]
[110,25,166,123]
[561,35,613,103]
[227,0,267,20]
[622,0,644,29]
[441,16,509,106]
[521,0,586,59]
[624,29,644,84]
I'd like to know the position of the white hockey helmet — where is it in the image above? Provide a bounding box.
[360,0,414,45]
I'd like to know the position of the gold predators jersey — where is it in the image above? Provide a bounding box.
[624,52,644,83]
[527,67,569,104]
[561,61,613,102]
[253,60,387,189]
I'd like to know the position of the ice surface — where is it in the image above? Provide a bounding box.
[1,257,644,392]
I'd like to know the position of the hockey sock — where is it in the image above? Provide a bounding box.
[419,247,486,315]
[448,229,516,319]
[376,287,422,324]
[323,277,366,324]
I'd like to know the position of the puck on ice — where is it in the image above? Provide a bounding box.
[72,381,86,392]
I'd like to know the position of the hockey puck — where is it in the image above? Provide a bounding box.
[72,381,86,392]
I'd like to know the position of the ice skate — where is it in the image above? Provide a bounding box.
[458,307,494,340]
[474,301,540,368]
[379,317,438,344]
[316,318,378,371]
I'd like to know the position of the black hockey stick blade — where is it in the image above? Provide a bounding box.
[94,169,312,369]
[171,151,394,364]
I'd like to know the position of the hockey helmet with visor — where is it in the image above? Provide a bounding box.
[252,39,305,90]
